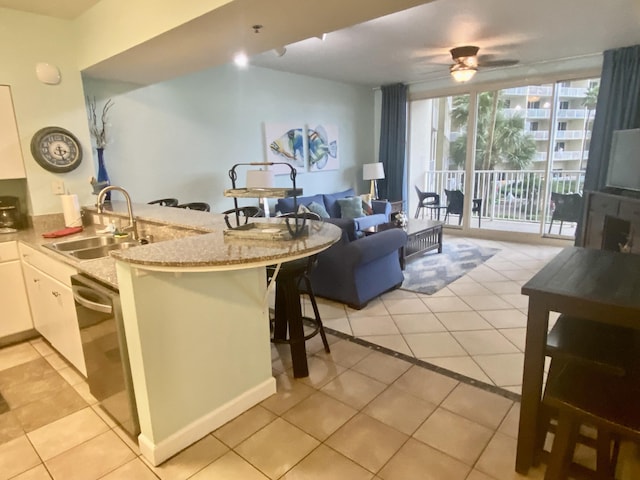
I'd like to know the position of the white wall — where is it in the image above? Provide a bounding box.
[83,65,375,212]
[0,8,97,216]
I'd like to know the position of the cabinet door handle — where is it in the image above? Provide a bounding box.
[51,291,61,297]
[33,278,40,283]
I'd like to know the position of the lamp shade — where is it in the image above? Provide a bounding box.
[246,169,274,188]
[363,162,385,181]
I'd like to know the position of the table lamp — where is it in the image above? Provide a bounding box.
[246,168,274,217]
[363,162,385,199]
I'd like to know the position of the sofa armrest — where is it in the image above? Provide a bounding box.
[372,200,391,220]
[353,213,387,231]
[329,228,407,267]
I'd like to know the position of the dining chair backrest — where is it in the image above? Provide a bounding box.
[148,198,179,207]
[177,202,210,212]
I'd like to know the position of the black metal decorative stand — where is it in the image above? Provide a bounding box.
[224,162,306,238]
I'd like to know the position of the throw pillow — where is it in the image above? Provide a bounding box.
[360,193,373,215]
[297,204,312,214]
[337,197,365,219]
[306,201,330,219]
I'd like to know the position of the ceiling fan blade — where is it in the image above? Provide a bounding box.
[477,55,519,67]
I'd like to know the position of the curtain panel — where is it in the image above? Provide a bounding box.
[378,83,408,202]
[576,44,640,244]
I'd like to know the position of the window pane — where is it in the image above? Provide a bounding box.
[408,94,470,221]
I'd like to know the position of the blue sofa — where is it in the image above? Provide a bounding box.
[276,188,391,233]
[308,220,407,309]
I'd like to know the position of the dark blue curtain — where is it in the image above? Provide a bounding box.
[378,83,407,202]
[576,44,640,244]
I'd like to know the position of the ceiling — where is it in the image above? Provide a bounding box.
[3,0,640,87]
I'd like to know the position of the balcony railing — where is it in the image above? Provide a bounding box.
[422,169,584,227]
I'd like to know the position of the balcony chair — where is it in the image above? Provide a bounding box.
[148,198,179,207]
[414,186,441,219]
[177,202,210,212]
[443,189,482,227]
[267,212,330,378]
[548,192,582,235]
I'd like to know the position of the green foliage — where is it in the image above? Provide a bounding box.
[449,92,536,171]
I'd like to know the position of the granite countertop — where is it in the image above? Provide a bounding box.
[2,202,341,289]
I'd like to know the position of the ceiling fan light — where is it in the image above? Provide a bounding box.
[450,64,477,82]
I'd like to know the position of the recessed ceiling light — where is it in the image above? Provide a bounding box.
[234,52,249,68]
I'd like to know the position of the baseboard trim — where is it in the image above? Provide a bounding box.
[138,377,276,466]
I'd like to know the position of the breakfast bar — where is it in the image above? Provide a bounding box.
[108,215,341,466]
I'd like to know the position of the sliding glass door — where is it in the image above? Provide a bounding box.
[408,75,600,238]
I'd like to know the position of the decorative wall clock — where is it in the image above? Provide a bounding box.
[30,126,83,173]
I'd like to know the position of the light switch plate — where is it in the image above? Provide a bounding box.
[51,179,65,195]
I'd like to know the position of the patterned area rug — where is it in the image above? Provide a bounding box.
[401,243,500,295]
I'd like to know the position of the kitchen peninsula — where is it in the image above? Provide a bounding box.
[12,202,342,467]
[108,205,341,466]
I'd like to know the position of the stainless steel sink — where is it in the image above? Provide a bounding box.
[68,241,139,260]
[44,234,145,260]
[47,235,132,252]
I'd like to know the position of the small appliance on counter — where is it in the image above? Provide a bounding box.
[0,196,22,233]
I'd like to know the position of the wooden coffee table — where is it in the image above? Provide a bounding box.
[365,219,443,268]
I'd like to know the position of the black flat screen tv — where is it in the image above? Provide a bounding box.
[606,128,640,193]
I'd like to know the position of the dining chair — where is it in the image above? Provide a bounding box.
[548,192,582,235]
[413,186,440,219]
[177,202,210,212]
[444,189,482,227]
[148,198,179,207]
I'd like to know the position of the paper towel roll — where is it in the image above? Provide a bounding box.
[61,194,82,227]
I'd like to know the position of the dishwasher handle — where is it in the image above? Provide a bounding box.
[72,285,113,314]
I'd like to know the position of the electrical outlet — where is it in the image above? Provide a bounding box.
[51,179,65,195]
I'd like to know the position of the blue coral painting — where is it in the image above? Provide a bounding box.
[265,123,306,175]
[308,124,339,172]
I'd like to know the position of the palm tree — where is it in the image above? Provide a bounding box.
[449,92,536,171]
[579,83,599,172]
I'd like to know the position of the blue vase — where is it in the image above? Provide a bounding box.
[96,147,111,201]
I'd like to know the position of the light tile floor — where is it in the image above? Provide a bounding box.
[313,236,567,395]
[1,236,640,479]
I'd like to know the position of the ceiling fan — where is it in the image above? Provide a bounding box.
[449,45,519,82]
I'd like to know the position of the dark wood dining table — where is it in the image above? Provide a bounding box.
[517,246,640,474]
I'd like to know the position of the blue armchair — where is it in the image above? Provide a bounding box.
[309,220,407,309]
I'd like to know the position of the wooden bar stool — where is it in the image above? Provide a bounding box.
[535,315,637,470]
[543,362,640,479]
[267,213,330,378]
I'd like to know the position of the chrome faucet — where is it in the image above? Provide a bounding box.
[97,186,139,241]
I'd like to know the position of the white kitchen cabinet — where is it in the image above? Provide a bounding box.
[20,243,86,375]
[0,241,32,337]
[0,85,26,179]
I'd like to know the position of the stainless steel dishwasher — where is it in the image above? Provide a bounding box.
[71,274,140,438]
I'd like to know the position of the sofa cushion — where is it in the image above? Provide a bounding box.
[323,188,356,218]
[337,197,364,219]
[307,201,330,219]
[276,194,324,214]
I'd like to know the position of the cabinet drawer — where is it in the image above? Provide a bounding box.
[619,201,640,222]
[19,242,76,286]
[588,194,620,215]
[0,241,18,262]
